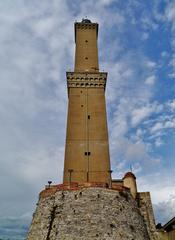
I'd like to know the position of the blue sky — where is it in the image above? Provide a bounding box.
[0,0,175,239]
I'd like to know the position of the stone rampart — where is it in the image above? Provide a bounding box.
[27,187,150,240]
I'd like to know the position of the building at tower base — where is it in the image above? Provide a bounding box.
[156,217,175,240]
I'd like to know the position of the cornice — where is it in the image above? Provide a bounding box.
[66,72,107,91]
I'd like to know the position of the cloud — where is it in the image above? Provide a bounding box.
[131,102,161,126]
[150,119,175,133]
[154,196,175,224]
[150,122,164,133]
[0,215,30,240]
[169,55,175,68]
[168,72,175,78]
[145,75,156,85]
[132,106,153,126]
[138,171,175,202]
[165,2,175,76]
[141,32,149,40]
[165,2,175,23]
[0,0,72,219]
[168,99,175,110]
[155,137,164,147]
[161,51,169,58]
[145,61,157,69]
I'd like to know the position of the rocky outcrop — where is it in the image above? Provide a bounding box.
[27,187,150,240]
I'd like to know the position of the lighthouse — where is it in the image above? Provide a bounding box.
[63,19,111,184]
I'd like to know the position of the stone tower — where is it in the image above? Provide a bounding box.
[27,19,159,240]
[63,19,111,184]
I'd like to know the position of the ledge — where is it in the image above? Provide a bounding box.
[39,182,130,199]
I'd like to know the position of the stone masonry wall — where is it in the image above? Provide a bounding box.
[27,187,150,240]
[137,192,159,240]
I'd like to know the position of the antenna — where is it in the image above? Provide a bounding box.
[130,164,133,172]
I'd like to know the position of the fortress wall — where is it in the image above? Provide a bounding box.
[27,188,150,240]
[137,192,159,240]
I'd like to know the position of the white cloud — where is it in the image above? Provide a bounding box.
[168,99,175,110]
[150,119,175,133]
[16,146,64,183]
[131,103,160,126]
[145,75,156,85]
[136,128,143,137]
[154,196,175,224]
[141,16,158,31]
[124,141,147,162]
[164,2,175,80]
[139,171,175,224]
[0,0,72,219]
[169,55,175,68]
[155,137,164,147]
[168,72,175,78]
[150,122,163,133]
[161,51,169,58]
[165,119,175,128]
[165,2,175,22]
[145,60,157,68]
[138,173,175,203]
[31,17,57,38]
[141,32,149,40]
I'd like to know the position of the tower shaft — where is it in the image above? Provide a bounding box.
[63,20,111,184]
[74,21,99,72]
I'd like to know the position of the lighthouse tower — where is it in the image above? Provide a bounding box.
[27,19,157,240]
[63,19,111,184]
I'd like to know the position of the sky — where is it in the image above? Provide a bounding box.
[0,0,175,239]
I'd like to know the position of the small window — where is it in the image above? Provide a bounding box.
[85,57,88,60]
[81,105,83,107]
[88,115,90,119]
[84,152,87,156]
[85,40,88,43]
[88,152,91,156]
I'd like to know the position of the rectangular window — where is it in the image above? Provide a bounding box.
[84,152,91,156]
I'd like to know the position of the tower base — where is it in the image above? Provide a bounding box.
[27,187,153,240]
